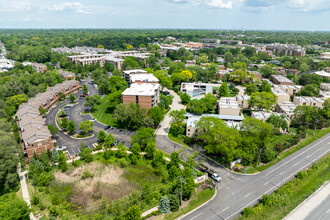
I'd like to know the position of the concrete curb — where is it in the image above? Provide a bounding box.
[176,187,218,220]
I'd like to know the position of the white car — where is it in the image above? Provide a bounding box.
[89,119,96,122]
[211,173,222,182]
[56,146,67,151]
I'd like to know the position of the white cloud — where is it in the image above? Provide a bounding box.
[288,0,330,12]
[42,2,91,14]
[162,0,233,9]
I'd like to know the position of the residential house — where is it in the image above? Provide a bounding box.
[218,97,241,116]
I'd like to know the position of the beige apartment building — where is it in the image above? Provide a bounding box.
[276,101,297,119]
[218,97,241,116]
[272,85,302,96]
[271,75,295,86]
[123,69,149,82]
[293,96,325,108]
[122,83,161,110]
[236,95,250,109]
[272,87,291,102]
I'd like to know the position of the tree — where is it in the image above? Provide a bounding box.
[195,117,240,162]
[106,90,122,111]
[224,51,233,64]
[145,142,156,160]
[259,80,272,93]
[148,106,165,125]
[293,105,320,128]
[266,114,288,134]
[84,95,101,112]
[180,93,191,105]
[69,93,76,103]
[260,65,278,78]
[245,82,257,95]
[169,194,180,212]
[298,74,323,86]
[113,103,149,130]
[104,133,115,149]
[47,124,58,137]
[0,193,30,219]
[4,94,28,116]
[79,121,94,134]
[299,63,310,72]
[66,120,76,134]
[169,109,186,135]
[153,72,173,89]
[219,82,229,97]
[82,84,88,94]
[58,153,68,172]
[131,127,155,150]
[186,99,207,114]
[121,204,141,220]
[229,69,248,84]
[98,130,106,143]
[61,118,68,130]
[51,148,59,163]
[248,92,277,110]
[159,196,170,214]
[296,84,320,96]
[79,145,93,163]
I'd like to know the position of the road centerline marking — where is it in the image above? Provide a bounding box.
[222,206,229,212]
[244,193,251,198]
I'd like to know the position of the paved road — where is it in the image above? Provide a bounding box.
[46,79,135,157]
[156,130,330,220]
[305,195,330,220]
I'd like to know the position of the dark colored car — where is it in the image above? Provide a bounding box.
[104,125,111,130]
[163,91,170,96]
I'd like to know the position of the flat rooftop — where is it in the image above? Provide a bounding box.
[271,75,294,83]
[295,96,324,102]
[130,74,159,83]
[122,83,160,96]
[123,69,148,75]
[219,97,240,109]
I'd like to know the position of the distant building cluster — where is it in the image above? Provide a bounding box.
[23,62,48,73]
[266,43,306,56]
[17,78,81,161]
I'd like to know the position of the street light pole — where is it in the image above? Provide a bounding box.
[227,187,234,220]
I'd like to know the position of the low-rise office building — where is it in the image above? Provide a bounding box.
[186,114,244,138]
[320,83,330,91]
[293,96,324,108]
[218,97,241,116]
[271,75,295,86]
[122,83,161,110]
[180,82,214,98]
[236,95,250,109]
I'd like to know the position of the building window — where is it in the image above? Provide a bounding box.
[38,142,42,146]
[136,96,139,103]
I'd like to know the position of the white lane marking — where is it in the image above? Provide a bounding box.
[264,182,269,186]
[222,206,229,212]
[306,154,311,158]
[191,212,204,220]
[225,148,330,220]
[244,193,251,198]
[265,135,330,177]
[293,162,299,167]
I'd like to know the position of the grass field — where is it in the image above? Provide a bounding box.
[238,153,330,220]
[168,133,189,148]
[91,95,117,126]
[245,127,330,174]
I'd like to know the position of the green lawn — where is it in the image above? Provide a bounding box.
[91,95,117,126]
[245,127,330,174]
[168,134,189,148]
[238,154,330,220]
[164,188,215,220]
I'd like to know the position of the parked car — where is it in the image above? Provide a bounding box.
[104,125,111,130]
[64,106,71,110]
[89,119,96,122]
[56,146,67,151]
[80,94,86,97]
[211,173,222,183]
[163,91,170,96]
[199,164,222,183]
[111,140,119,146]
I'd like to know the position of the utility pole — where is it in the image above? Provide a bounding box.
[314,119,320,136]
[178,176,185,209]
[227,187,234,220]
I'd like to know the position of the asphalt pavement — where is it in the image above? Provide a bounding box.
[46,79,135,157]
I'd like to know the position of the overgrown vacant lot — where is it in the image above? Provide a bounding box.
[54,162,138,209]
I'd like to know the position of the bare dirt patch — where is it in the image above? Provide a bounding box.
[54,162,136,209]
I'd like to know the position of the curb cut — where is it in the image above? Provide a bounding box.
[176,187,218,220]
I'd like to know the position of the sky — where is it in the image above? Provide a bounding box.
[0,0,329,31]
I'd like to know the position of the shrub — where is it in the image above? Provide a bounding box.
[169,194,180,212]
[242,207,254,217]
[39,203,46,211]
[296,171,306,179]
[31,194,39,205]
[49,207,58,217]
[261,147,277,163]
[82,169,94,179]
[159,196,170,214]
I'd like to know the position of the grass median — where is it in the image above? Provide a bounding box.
[245,127,330,174]
[238,153,330,220]
[91,95,117,126]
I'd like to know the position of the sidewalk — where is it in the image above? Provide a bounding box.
[284,181,330,220]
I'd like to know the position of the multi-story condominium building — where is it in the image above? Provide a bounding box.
[17,79,81,161]
[272,85,302,96]
[266,43,306,56]
[276,101,297,119]
[186,114,244,138]
[180,82,214,98]
[272,87,291,102]
[271,75,295,86]
[218,97,241,116]
[104,56,124,70]
[122,83,161,110]
[129,74,159,85]
[236,95,250,109]
[251,111,290,132]
[123,69,149,82]
[293,96,325,108]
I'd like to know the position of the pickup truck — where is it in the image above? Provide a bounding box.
[199,164,222,183]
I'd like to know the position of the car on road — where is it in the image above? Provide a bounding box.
[64,106,71,110]
[89,119,96,122]
[163,91,170,96]
[56,146,67,151]
[111,140,119,146]
[80,94,86,97]
[104,125,111,130]
[211,173,222,182]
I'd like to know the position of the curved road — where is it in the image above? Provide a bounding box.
[46,79,135,157]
